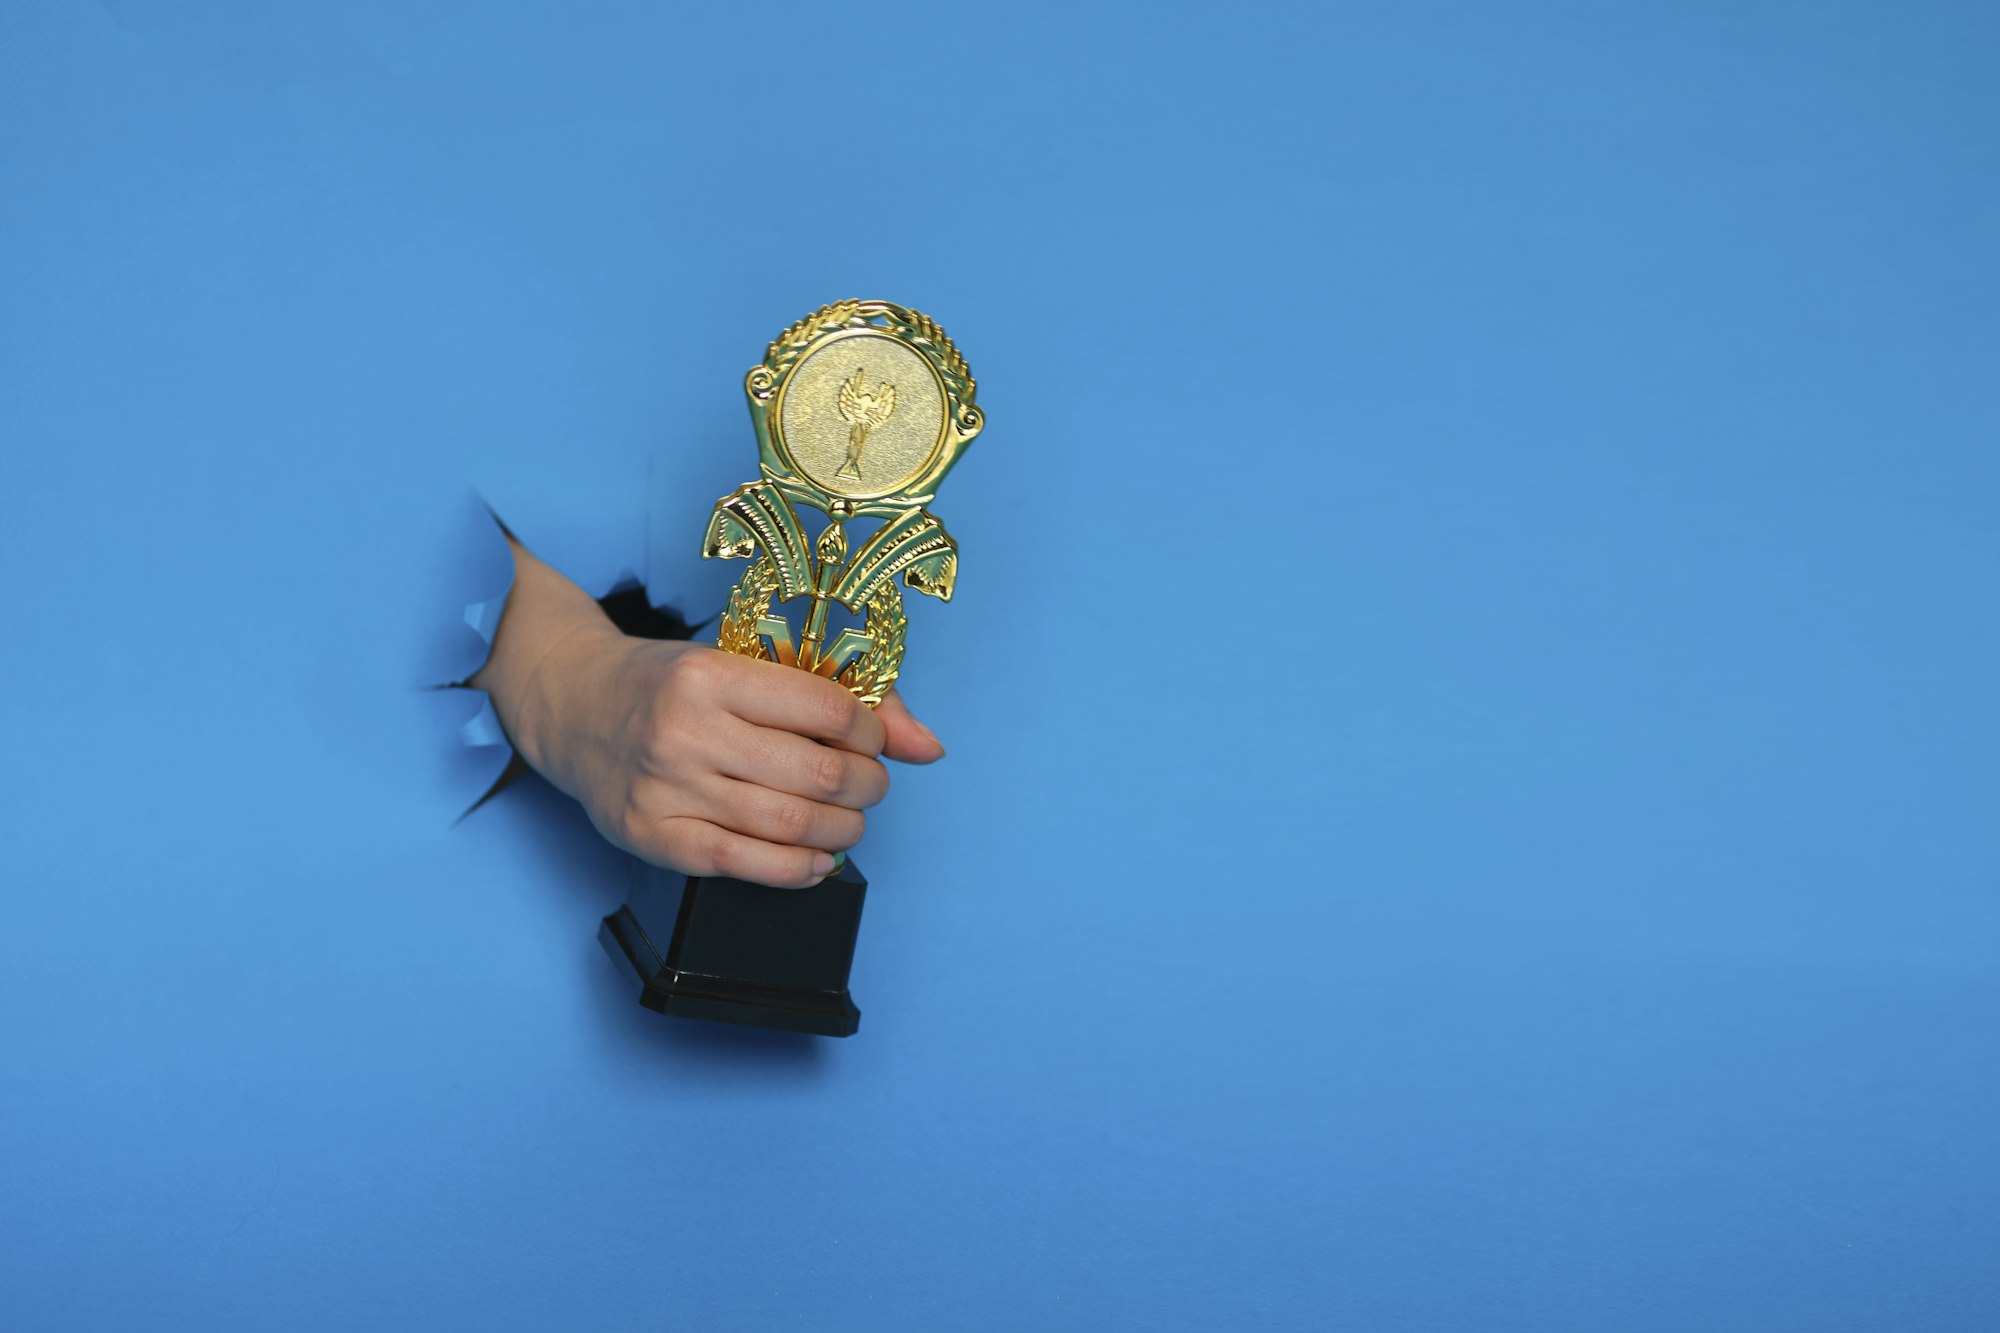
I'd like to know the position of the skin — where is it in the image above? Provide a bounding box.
[469,535,945,888]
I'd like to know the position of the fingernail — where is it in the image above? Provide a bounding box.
[912,719,945,756]
[811,851,836,876]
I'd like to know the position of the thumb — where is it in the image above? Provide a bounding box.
[876,687,946,764]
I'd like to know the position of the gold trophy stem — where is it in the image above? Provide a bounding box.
[796,519,845,677]
[798,593,832,675]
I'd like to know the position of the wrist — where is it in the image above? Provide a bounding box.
[509,616,627,790]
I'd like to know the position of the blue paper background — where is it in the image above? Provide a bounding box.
[4,2,1997,1328]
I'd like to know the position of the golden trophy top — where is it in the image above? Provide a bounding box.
[703,301,982,705]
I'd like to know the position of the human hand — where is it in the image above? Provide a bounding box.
[515,628,944,888]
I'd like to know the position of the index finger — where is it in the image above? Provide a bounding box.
[721,656,886,756]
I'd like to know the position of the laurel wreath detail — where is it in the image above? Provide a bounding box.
[840,580,908,707]
[717,557,778,660]
[905,307,973,395]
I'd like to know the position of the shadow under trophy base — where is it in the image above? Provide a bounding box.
[596,299,984,1038]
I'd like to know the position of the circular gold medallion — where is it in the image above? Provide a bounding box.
[776,330,948,500]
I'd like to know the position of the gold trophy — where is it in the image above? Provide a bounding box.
[599,301,982,1036]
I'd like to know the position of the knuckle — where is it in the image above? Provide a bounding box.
[602,807,637,852]
[612,792,642,833]
[654,645,694,689]
[809,750,848,800]
[608,800,653,857]
[771,797,815,843]
[665,645,722,694]
[810,684,857,736]
[704,833,741,880]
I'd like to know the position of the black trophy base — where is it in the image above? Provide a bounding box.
[598,856,866,1037]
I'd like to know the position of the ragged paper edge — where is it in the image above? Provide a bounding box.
[433,493,526,823]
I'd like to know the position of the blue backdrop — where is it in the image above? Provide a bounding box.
[3,3,1997,1329]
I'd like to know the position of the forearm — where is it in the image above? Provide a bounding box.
[467,538,623,789]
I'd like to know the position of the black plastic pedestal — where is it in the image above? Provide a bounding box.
[598,856,866,1037]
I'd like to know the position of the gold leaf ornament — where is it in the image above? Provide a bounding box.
[716,557,778,661]
[838,581,909,707]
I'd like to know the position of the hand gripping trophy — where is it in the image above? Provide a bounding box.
[598,300,983,1036]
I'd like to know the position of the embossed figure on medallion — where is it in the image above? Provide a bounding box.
[834,366,898,480]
